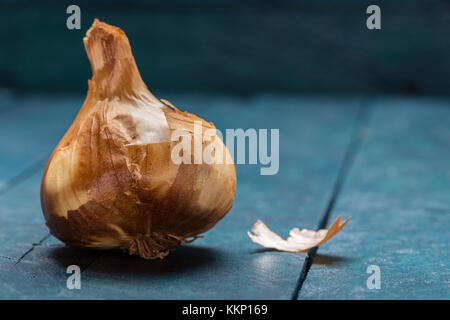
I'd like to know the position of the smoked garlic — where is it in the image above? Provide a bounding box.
[40,19,236,259]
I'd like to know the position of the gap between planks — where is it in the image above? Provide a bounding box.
[12,231,101,274]
[2,96,372,293]
[0,153,101,269]
[291,99,372,300]
[0,155,52,264]
[0,156,105,271]
[14,233,51,265]
[0,255,15,261]
[0,95,100,271]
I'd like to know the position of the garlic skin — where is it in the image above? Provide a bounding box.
[248,215,350,253]
[40,19,236,259]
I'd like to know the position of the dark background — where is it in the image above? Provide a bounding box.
[0,0,449,96]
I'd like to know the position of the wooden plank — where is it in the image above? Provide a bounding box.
[299,98,450,299]
[0,90,13,113]
[0,96,81,259]
[0,96,81,184]
[0,95,358,299]
[0,171,49,259]
[0,241,99,299]
[0,258,17,299]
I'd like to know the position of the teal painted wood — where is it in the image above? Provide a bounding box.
[0,258,16,298]
[0,90,13,113]
[0,95,359,299]
[0,95,81,259]
[299,98,450,299]
[0,96,81,185]
[0,241,99,299]
[0,171,49,260]
[0,95,81,260]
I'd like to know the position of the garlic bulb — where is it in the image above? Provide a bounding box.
[40,19,236,259]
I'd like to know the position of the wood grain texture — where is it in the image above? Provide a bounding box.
[0,94,358,299]
[0,96,81,186]
[0,95,81,259]
[299,98,450,299]
[0,239,99,299]
[0,171,49,260]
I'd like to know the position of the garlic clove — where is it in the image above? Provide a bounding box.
[41,19,236,259]
[247,215,350,252]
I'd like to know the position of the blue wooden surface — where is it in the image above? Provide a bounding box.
[0,94,363,299]
[0,94,448,299]
[0,96,80,185]
[300,98,450,299]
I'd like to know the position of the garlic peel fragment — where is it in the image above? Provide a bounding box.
[247,215,350,252]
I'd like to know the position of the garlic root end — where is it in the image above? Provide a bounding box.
[125,233,201,260]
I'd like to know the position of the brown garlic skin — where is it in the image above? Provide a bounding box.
[40,19,236,259]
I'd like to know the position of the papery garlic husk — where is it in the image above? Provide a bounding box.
[40,19,236,259]
[248,215,350,252]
